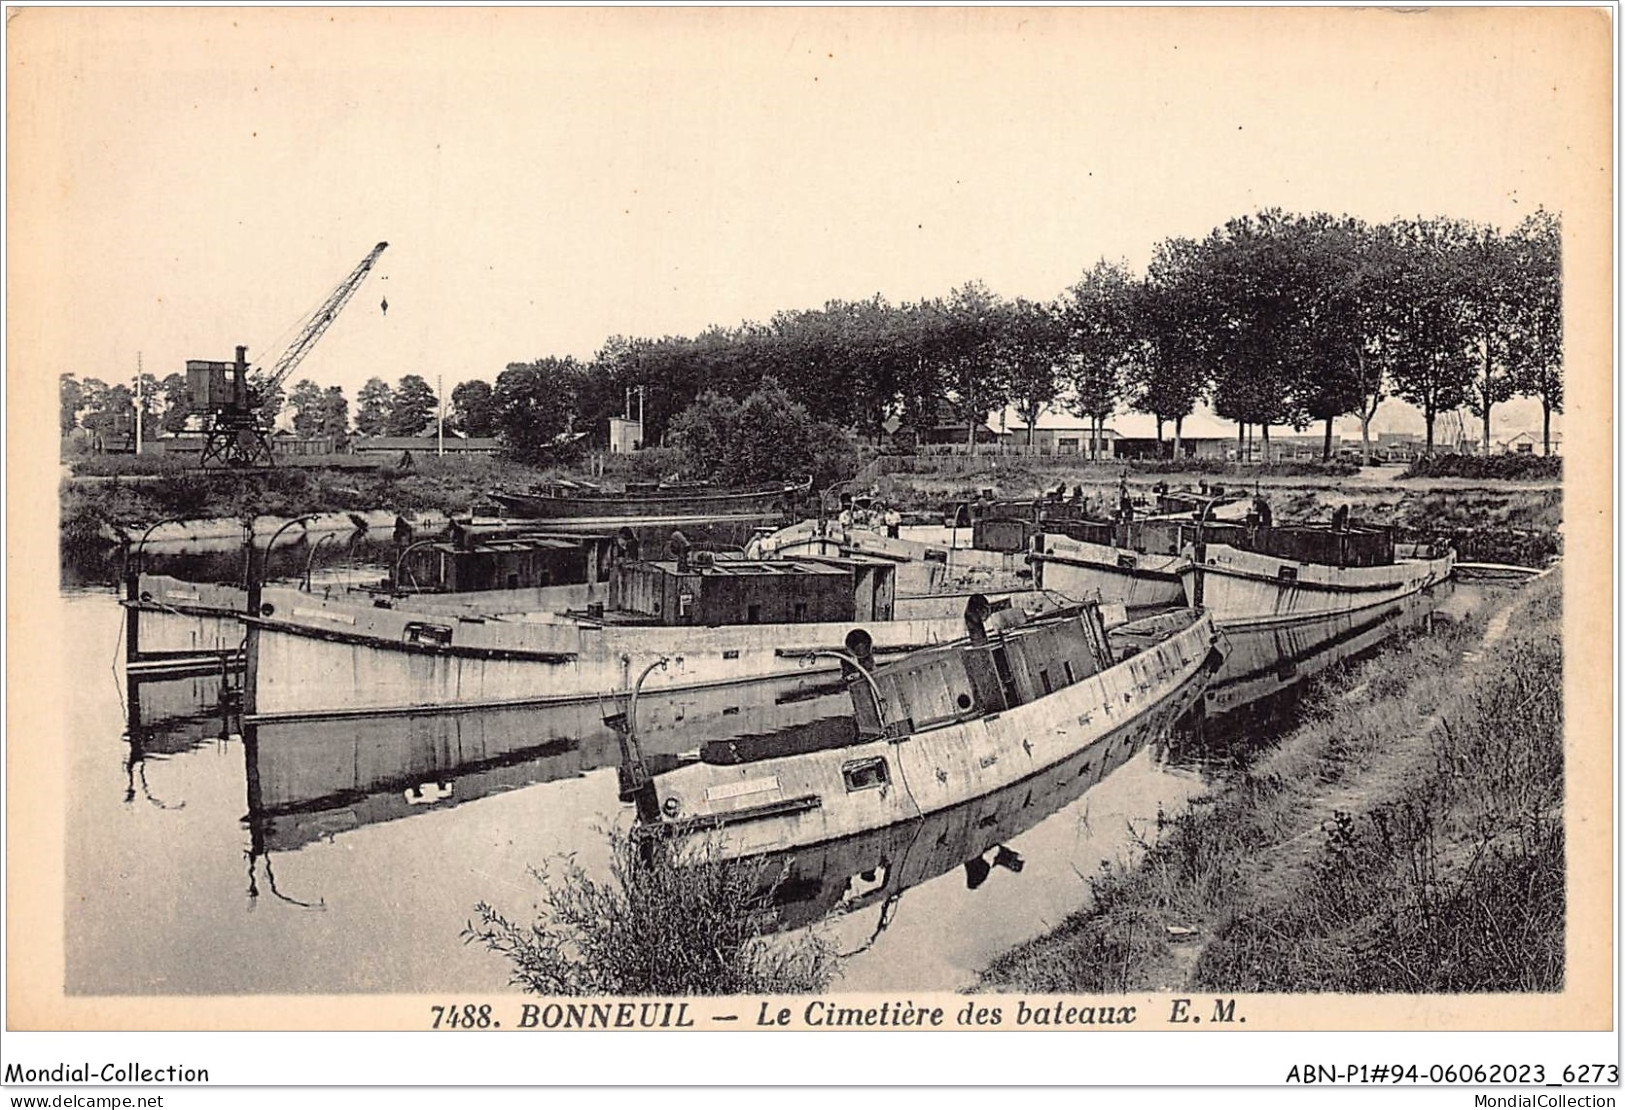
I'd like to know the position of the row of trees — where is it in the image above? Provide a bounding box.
[60,372,287,443]
[60,370,453,445]
[60,208,1563,468]
[472,208,1563,467]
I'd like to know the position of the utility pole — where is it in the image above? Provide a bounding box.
[134,352,143,456]
[437,373,444,457]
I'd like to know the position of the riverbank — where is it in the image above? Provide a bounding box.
[65,452,1562,561]
[59,456,558,555]
[980,572,1564,993]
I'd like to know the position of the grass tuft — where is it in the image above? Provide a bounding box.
[465,828,838,996]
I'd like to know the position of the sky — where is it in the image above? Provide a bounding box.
[11,7,1610,440]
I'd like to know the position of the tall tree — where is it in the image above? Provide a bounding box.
[669,377,828,485]
[1062,260,1137,459]
[842,296,909,443]
[1457,223,1521,456]
[1385,218,1476,453]
[60,374,85,434]
[1337,221,1410,466]
[891,301,946,444]
[450,379,498,438]
[355,377,395,437]
[493,358,581,460]
[1509,209,1563,455]
[999,298,1066,452]
[668,390,745,480]
[937,282,1008,455]
[288,379,326,437]
[83,382,134,444]
[734,376,819,482]
[1291,215,1371,461]
[159,372,193,434]
[318,385,350,442]
[1201,211,1318,460]
[388,374,438,436]
[1130,239,1212,458]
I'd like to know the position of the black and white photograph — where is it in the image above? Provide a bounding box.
[5,4,1615,1093]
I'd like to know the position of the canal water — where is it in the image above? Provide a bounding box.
[62,541,1458,995]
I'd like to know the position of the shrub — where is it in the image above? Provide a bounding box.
[1402,454,1562,481]
[465,828,837,996]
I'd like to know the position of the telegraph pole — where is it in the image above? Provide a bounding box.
[134,352,143,456]
[437,373,444,457]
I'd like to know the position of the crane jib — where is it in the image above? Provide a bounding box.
[262,241,390,391]
[192,240,389,468]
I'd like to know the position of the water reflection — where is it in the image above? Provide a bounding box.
[85,552,1451,992]
[743,589,1445,951]
[757,685,1185,938]
[1164,589,1441,770]
[237,680,850,854]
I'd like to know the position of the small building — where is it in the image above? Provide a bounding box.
[270,430,338,457]
[883,402,1001,451]
[1112,436,1233,460]
[1009,425,1121,458]
[1496,430,1560,456]
[608,416,643,454]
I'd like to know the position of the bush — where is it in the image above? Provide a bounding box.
[1402,454,1562,481]
[68,453,199,478]
[1127,459,1360,478]
[596,446,688,484]
[465,828,836,996]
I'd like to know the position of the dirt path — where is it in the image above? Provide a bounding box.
[1144,582,1532,991]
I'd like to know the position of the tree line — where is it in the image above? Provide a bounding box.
[490,208,1562,465]
[60,208,1562,466]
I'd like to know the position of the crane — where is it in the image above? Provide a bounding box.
[189,241,389,467]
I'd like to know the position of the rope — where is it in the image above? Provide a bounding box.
[839,892,905,959]
[834,793,929,958]
[111,607,128,717]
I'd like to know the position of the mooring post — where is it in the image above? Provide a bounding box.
[123,546,142,667]
[617,656,670,821]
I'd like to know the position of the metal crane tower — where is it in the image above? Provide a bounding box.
[189,241,389,467]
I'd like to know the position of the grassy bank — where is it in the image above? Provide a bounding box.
[61,450,1563,570]
[60,456,563,549]
[981,574,1563,993]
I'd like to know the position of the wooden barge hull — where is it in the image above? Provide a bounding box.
[491,483,802,522]
[757,707,1165,933]
[641,610,1219,857]
[1183,545,1454,630]
[246,674,852,852]
[1030,535,1189,613]
[241,597,1020,722]
[121,576,249,659]
[1200,591,1434,717]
